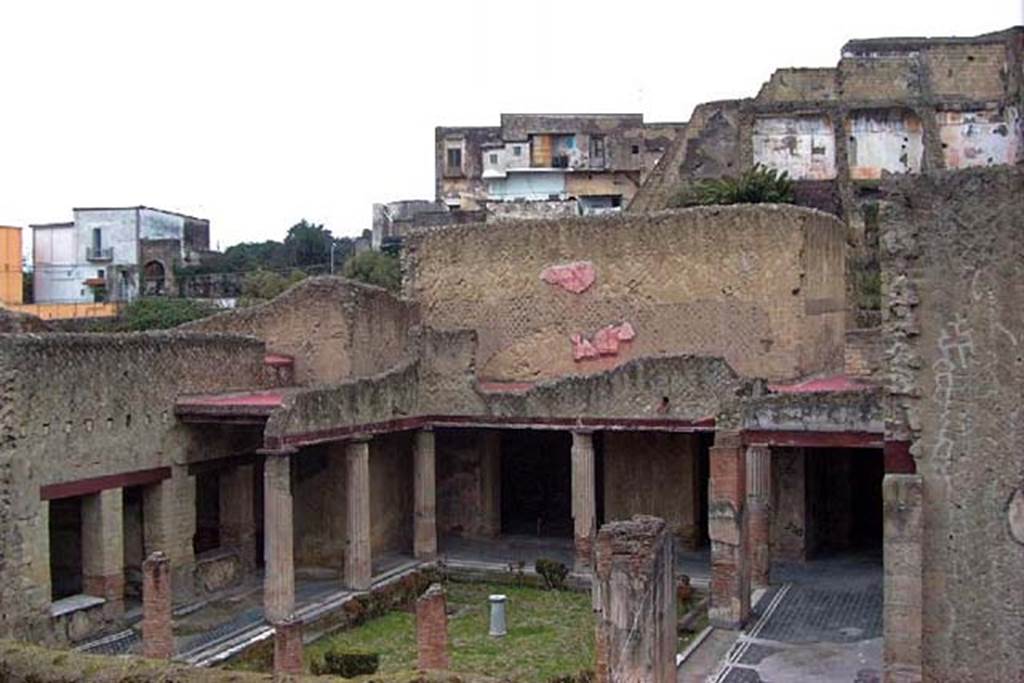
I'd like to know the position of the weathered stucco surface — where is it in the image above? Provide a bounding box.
[404,206,845,383]
[882,166,1024,681]
[184,277,419,386]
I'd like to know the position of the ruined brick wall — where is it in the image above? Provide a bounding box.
[183,277,419,387]
[602,432,701,549]
[593,515,676,683]
[882,166,1024,681]
[0,332,264,641]
[292,444,347,568]
[404,206,845,383]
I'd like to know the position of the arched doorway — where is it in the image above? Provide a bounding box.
[143,260,166,296]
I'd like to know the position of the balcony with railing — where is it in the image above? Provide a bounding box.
[86,246,113,261]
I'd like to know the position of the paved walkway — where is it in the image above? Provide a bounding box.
[710,552,883,683]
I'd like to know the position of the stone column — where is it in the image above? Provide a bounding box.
[273,615,304,675]
[82,488,125,617]
[746,445,772,589]
[142,551,173,659]
[594,515,676,683]
[708,431,750,629]
[220,463,257,572]
[479,430,501,538]
[416,583,449,670]
[414,428,438,560]
[345,437,372,590]
[883,473,923,683]
[571,430,597,571]
[263,449,295,623]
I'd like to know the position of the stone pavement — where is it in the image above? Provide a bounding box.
[709,552,883,683]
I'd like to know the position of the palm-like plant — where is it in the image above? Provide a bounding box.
[671,163,795,207]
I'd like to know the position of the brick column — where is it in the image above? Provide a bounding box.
[746,445,772,589]
[220,463,257,571]
[273,615,304,676]
[479,430,501,538]
[708,432,750,629]
[345,437,372,590]
[414,428,438,560]
[142,551,173,659]
[594,515,676,683]
[263,448,295,623]
[82,488,125,618]
[883,473,923,683]
[571,430,597,571]
[416,583,450,670]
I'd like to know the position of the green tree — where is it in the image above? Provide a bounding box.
[342,251,400,293]
[670,163,795,208]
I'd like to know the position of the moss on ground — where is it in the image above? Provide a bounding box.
[305,581,595,682]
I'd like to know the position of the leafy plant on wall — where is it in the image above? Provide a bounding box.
[670,163,795,207]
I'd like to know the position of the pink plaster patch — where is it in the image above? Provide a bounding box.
[571,322,636,362]
[540,261,596,294]
[570,334,600,361]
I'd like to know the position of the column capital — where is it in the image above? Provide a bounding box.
[348,434,373,444]
[571,426,597,436]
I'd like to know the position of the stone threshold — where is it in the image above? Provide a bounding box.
[50,594,105,618]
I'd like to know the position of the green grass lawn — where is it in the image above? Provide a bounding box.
[305,581,595,682]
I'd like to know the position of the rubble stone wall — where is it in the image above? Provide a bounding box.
[183,277,419,386]
[881,166,1024,681]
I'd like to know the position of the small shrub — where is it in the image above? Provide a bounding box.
[116,297,216,331]
[535,558,569,591]
[343,251,401,293]
[310,648,379,677]
[670,163,795,208]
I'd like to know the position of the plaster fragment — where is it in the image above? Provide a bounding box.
[540,261,596,294]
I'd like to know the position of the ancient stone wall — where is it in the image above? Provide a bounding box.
[436,429,500,539]
[602,432,701,549]
[881,165,1024,681]
[404,206,846,383]
[183,277,419,387]
[0,332,265,641]
[369,431,415,559]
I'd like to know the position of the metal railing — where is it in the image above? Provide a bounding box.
[86,246,114,261]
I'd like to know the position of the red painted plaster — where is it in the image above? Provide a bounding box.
[540,261,596,294]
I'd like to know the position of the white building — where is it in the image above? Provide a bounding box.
[31,206,210,304]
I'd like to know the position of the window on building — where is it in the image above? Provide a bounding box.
[512,145,522,156]
[92,228,102,252]
[631,144,640,155]
[489,153,498,164]
[446,147,463,173]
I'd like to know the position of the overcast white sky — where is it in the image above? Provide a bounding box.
[1,1,1020,250]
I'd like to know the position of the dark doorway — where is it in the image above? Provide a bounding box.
[500,430,572,537]
[122,486,145,605]
[806,448,884,557]
[194,471,221,555]
[696,432,713,548]
[49,497,83,600]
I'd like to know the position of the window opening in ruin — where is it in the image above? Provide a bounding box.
[631,144,640,155]
[500,430,573,537]
[122,486,145,608]
[194,471,221,556]
[49,496,84,600]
